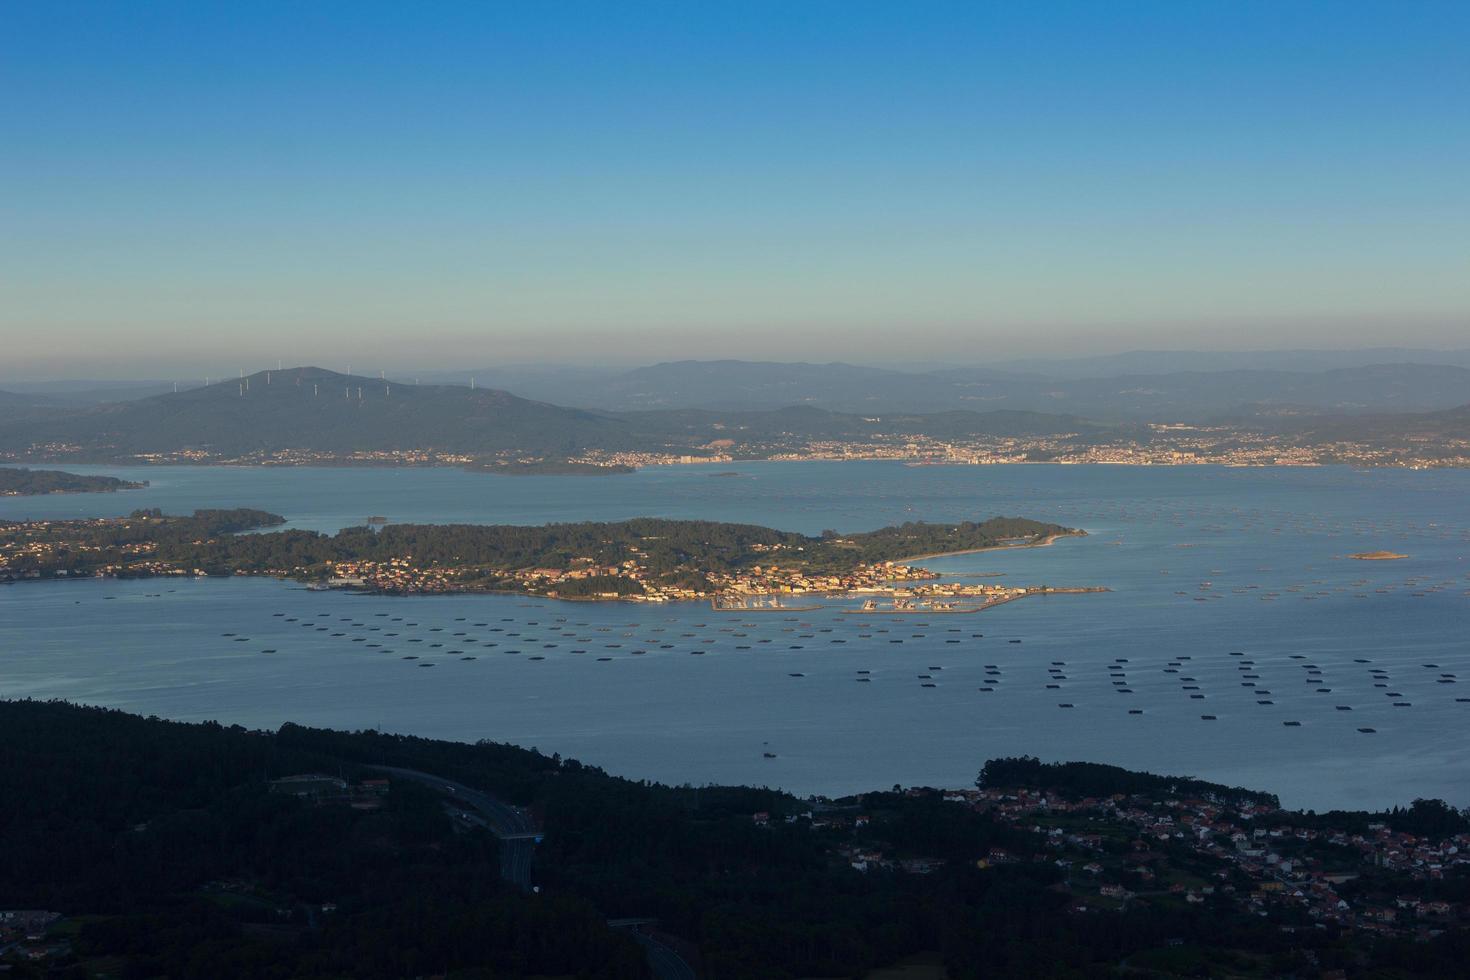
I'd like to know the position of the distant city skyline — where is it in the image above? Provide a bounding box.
[3,1,1467,377]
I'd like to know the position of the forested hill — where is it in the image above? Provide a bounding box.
[0,365,1110,462]
[1290,402,1470,447]
[0,367,642,459]
[0,466,145,495]
[3,700,1467,979]
[821,518,1079,563]
[978,756,1279,808]
[1,512,1074,582]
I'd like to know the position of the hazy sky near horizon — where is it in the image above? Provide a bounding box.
[3,1,1468,378]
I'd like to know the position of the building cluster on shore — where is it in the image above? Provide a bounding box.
[764,429,1470,469]
[795,786,1470,941]
[707,561,934,600]
[10,422,1468,471]
[1,514,1099,604]
[0,910,67,963]
[0,517,200,581]
[569,450,735,468]
[320,554,997,605]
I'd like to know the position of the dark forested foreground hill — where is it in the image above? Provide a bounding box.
[2,700,1468,979]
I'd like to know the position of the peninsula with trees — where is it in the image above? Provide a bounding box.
[0,510,1092,607]
[0,466,145,496]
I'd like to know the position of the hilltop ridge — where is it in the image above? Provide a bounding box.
[0,367,638,459]
[0,365,1113,463]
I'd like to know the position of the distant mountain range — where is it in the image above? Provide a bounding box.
[0,367,1115,461]
[0,378,188,406]
[984,347,1470,378]
[0,369,638,459]
[1288,402,1470,446]
[10,350,1469,421]
[425,358,1470,421]
[3,357,1467,463]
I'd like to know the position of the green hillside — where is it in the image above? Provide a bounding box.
[0,366,1112,462]
[0,367,640,459]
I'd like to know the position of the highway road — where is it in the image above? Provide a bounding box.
[372,765,699,977]
[369,765,537,890]
[629,929,698,980]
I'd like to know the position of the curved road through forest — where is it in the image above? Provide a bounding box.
[369,766,536,889]
[371,765,698,978]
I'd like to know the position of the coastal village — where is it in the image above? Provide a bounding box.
[315,552,1076,610]
[11,418,1470,471]
[1,514,1096,609]
[0,517,204,580]
[767,785,1470,946]
[13,779,1464,966]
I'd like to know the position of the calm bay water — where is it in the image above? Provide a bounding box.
[3,462,1467,809]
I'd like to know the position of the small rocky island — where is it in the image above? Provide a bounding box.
[0,467,146,496]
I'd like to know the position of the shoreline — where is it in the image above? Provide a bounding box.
[891,529,1085,564]
[7,455,1469,472]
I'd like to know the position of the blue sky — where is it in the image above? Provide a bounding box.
[3,1,1467,377]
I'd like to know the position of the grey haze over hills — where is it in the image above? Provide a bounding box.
[0,369,638,459]
[10,349,1469,421]
[983,348,1470,378]
[0,379,191,406]
[417,357,1470,421]
[0,368,1115,461]
[6,352,1470,457]
[3,361,1468,462]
